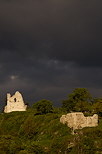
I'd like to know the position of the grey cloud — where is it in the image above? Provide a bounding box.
[0,0,102,110]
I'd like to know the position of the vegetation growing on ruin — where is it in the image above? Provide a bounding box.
[0,88,102,154]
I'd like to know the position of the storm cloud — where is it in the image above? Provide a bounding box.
[0,0,102,110]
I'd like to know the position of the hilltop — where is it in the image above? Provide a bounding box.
[0,88,102,153]
[0,109,102,154]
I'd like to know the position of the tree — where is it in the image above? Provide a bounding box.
[62,99,76,112]
[74,101,92,113]
[93,98,102,117]
[62,88,92,112]
[33,99,53,114]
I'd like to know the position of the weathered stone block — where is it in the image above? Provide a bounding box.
[60,112,98,131]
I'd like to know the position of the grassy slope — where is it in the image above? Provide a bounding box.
[0,110,102,154]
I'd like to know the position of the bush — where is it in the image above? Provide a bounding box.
[19,116,39,139]
[33,99,53,114]
[27,142,45,154]
[0,135,22,154]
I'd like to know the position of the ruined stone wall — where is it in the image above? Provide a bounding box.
[4,91,27,113]
[60,112,98,130]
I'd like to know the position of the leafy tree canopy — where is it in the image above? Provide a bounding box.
[62,88,92,112]
[68,88,92,103]
[33,99,53,114]
[93,98,102,117]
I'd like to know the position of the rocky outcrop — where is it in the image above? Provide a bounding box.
[60,112,98,131]
[4,91,27,113]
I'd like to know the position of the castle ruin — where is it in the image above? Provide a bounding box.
[4,91,27,113]
[60,112,98,133]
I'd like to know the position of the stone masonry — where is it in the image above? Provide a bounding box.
[4,91,27,113]
[60,112,98,131]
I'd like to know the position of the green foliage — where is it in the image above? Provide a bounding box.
[93,98,102,117]
[74,136,96,154]
[69,127,102,154]
[0,135,22,154]
[33,99,53,114]
[26,142,45,154]
[62,99,76,112]
[0,88,102,154]
[0,111,102,154]
[18,150,29,154]
[69,88,92,102]
[62,88,92,112]
[75,101,92,113]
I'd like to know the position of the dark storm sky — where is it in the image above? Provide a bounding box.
[0,0,102,110]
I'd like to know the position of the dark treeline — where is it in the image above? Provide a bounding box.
[32,88,102,117]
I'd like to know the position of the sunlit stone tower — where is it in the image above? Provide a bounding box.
[4,91,27,113]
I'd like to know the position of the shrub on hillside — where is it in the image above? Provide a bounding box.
[0,135,22,154]
[33,99,53,114]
